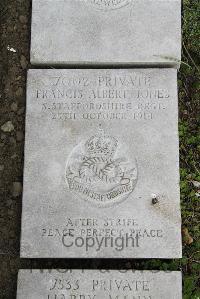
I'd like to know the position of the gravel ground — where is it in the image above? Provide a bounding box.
[0,1,199,299]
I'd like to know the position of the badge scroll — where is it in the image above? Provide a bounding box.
[65,129,138,207]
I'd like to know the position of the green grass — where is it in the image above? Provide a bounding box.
[179,0,200,297]
[140,1,200,297]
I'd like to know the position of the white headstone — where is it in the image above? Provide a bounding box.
[21,69,182,258]
[17,270,182,299]
[31,0,181,67]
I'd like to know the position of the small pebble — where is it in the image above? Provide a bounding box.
[152,197,159,205]
[1,121,14,132]
[20,55,28,69]
[15,87,23,97]
[11,102,18,112]
[151,193,159,205]
[192,180,200,188]
[19,15,28,24]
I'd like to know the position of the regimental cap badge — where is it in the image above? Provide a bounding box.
[85,129,118,159]
[66,128,138,206]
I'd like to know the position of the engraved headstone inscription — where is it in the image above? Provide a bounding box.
[17,270,182,299]
[31,0,181,67]
[20,69,182,258]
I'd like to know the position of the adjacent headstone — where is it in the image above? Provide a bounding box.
[17,270,182,299]
[31,0,181,67]
[21,69,182,258]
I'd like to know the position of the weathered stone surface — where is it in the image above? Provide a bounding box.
[31,0,181,67]
[21,69,181,258]
[17,270,182,299]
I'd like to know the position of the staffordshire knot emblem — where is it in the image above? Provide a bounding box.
[65,129,138,207]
